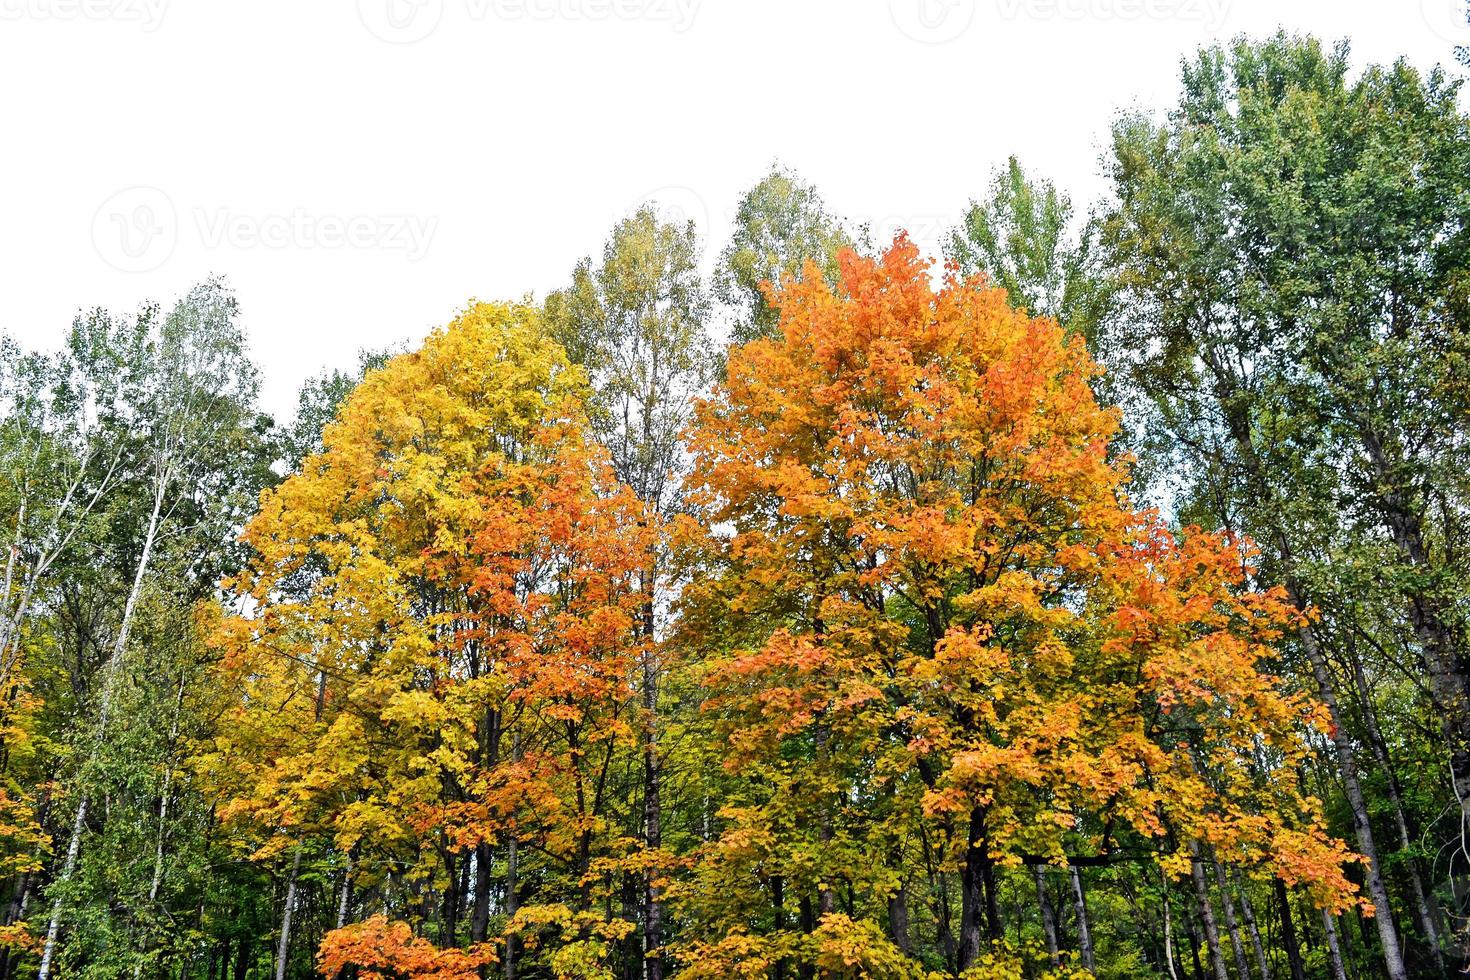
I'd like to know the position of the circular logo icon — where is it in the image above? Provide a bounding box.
[631,185,714,263]
[92,186,177,274]
[358,0,444,44]
[1421,0,1470,75]
[889,0,975,44]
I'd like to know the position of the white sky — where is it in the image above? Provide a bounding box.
[2,0,1465,420]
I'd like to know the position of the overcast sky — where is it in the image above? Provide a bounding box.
[2,0,1465,419]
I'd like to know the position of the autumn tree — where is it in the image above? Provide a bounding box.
[545,204,713,980]
[677,236,1361,976]
[203,301,653,980]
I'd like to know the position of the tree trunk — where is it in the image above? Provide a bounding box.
[1160,864,1180,980]
[274,848,302,980]
[813,717,836,918]
[505,835,518,980]
[1070,865,1096,975]
[1185,911,1205,980]
[1321,910,1349,980]
[38,479,165,980]
[958,810,986,970]
[982,859,1002,944]
[1212,857,1253,980]
[148,671,188,905]
[1207,365,1407,980]
[1349,645,1446,970]
[798,895,816,980]
[1189,843,1229,980]
[772,874,787,980]
[233,935,250,980]
[1034,866,1060,969]
[336,850,353,930]
[888,871,910,954]
[1285,585,1406,980]
[1359,426,1470,832]
[641,612,663,980]
[1275,879,1306,980]
[1231,867,1270,980]
[471,841,492,943]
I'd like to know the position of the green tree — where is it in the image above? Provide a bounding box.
[715,166,851,345]
[31,281,273,980]
[278,349,391,473]
[1098,32,1470,978]
[546,205,712,980]
[946,156,1110,347]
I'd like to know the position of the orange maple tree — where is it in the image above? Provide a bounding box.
[674,237,1360,974]
[318,916,495,980]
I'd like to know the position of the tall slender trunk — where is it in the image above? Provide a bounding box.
[275,640,336,980]
[1070,865,1096,975]
[982,859,1002,943]
[1206,363,1408,980]
[887,877,910,953]
[471,842,492,943]
[0,871,30,979]
[813,717,836,918]
[1189,843,1229,980]
[233,934,250,980]
[274,848,302,980]
[336,850,353,930]
[1321,910,1349,980]
[1033,866,1060,969]
[1350,642,1446,968]
[883,835,909,953]
[797,896,816,980]
[1359,426,1470,831]
[1275,879,1306,980]
[505,733,520,980]
[38,478,165,980]
[641,589,663,980]
[958,810,986,970]
[771,874,787,980]
[2,865,34,980]
[1212,858,1253,980]
[441,851,462,948]
[936,869,957,974]
[473,706,500,945]
[1284,582,1406,980]
[1160,864,1180,980]
[148,671,188,904]
[1232,867,1270,980]
[1185,910,1205,980]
